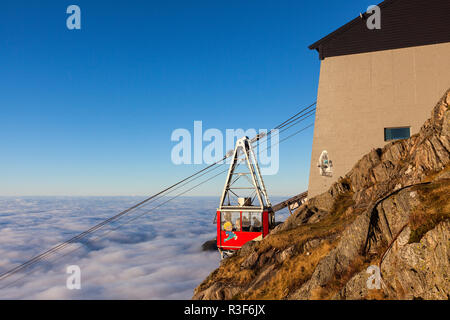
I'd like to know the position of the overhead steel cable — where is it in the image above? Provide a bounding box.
[245,102,316,149]
[274,102,316,130]
[0,101,317,284]
[250,102,316,150]
[260,123,315,156]
[277,110,315,135]
[252,109,315,151]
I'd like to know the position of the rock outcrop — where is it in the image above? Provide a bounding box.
[193,89,450,300]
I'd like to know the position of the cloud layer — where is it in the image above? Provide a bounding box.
[0,196,290,299]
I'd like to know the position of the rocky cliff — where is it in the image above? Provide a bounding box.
[193,89,450,300]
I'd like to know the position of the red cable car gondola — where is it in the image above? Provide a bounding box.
[216,136,274,259]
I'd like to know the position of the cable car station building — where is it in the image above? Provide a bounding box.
[307,0,450,197]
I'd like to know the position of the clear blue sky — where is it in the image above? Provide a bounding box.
[0,0,376,196]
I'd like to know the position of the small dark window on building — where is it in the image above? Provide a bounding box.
[384,127,410,141]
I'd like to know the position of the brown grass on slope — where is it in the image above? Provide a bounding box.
[409,174,450,243]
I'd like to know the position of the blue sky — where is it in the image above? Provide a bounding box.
[0,0,376,196]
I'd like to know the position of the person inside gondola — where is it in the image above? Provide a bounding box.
[234,218,241,232]
[242,214,250,232]
[251,216,261,232]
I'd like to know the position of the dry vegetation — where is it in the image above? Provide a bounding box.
[241,189,360,299]
[409,174,450,243]
[242,241,335,300]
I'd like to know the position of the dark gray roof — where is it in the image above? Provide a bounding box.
[309,0,450,60]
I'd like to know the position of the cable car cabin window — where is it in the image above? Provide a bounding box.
[221,211,241,232]
[241,212,262,232]
[384,127,410,141]
[250,213,262,232]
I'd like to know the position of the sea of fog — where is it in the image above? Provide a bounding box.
[0,196,291,299]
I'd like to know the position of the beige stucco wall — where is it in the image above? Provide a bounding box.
[308,42,450,198]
